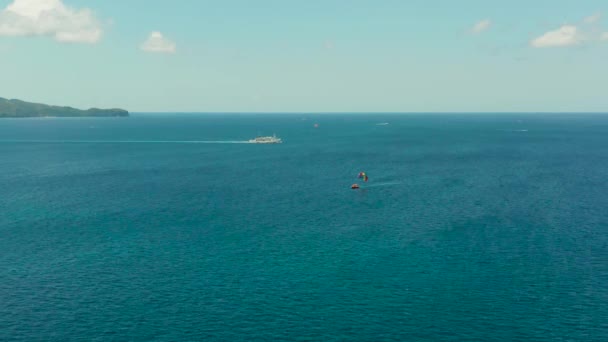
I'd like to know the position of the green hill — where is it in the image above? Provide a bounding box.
[0,97,129,118]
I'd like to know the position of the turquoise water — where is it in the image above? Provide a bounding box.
[1,114,607,341]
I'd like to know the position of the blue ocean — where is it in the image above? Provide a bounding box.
[1,114,607,341]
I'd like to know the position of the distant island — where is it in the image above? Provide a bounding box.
[0,97,129,118]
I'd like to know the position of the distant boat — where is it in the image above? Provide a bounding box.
[248,134,282,144]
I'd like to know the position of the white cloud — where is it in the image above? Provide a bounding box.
[140,31,176,54]
[602,32,608,41]
[0,0,102,43]
[471,19,491,34]
[584,13,602,24]
[530,25,583,48]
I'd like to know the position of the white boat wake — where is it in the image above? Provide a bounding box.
[0,140,251,144]
[360,181,403,188]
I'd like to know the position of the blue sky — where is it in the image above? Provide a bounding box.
[0,0,607,112]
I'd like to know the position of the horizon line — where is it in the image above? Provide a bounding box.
[130,111,608,114]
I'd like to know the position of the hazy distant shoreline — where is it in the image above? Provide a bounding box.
[0,97,128,118]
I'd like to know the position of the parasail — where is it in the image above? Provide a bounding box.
[358,172,369,182]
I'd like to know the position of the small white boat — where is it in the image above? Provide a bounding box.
[248,134,282,144]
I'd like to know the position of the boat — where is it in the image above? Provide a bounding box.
[248,134,282,144]
[351,184,360,189]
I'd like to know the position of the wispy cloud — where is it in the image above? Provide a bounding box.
[530,25,583,48]
[140,31,176,54]
[0,0,102,43]
[602,32,608,41]
[584,12,602,24]
[471,19,491,34]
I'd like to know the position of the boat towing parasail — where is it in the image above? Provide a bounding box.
[351,172,369,189]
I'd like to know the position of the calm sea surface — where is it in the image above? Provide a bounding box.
[1,114,607,341]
